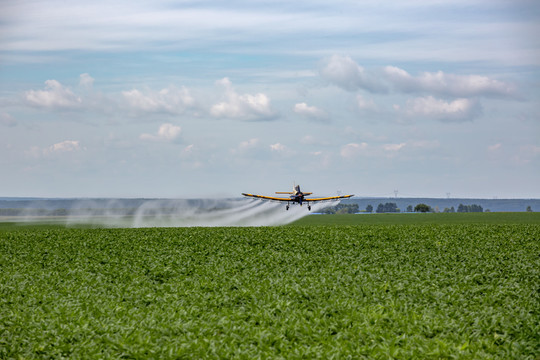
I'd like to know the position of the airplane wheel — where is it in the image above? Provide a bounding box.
[308,206,311,211]
[286,205,289,211]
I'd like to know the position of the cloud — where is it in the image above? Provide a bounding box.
[79,73,94,88]
[293,102,327,120]
[24,80,82,109]
[383,143,406,152]
[140,123,182,142]
[340,142,368,158]
[27,140,82,158]
[239,138,259,150]
[2,1,538,69]
[383,66,516,98]
[210,78,275,121]
[230,138,262,155]
[231,138,267,157]
[270,143,286,152]
[183,144,194,154]
[488,143,502,152]
[404,96,481,122]
[319,55,386,93]
[356,95,378,111]
[1,112,17,127]
[123,85,195,115]
[319,56,516,99]
[48,140,81,153]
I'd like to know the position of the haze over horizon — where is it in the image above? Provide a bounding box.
[1,0,539,199]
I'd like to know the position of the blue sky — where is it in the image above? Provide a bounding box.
[1,0,539,198]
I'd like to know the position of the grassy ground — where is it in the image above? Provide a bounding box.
[1,224,539,358]
[291,212,540,226]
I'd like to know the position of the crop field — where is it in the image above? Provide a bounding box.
[292,212,540,226]
[1,223,539,358]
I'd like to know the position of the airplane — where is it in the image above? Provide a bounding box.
[242,184,354,211]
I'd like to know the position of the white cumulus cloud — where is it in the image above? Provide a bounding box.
[27,140,82,158]
[270,143,286,152]
[319,55,385,93]
[383,66,516,98]
[211,78,275,121]
[48,140,80,153]
[293,102,327,120]
[319,56,516,99]
[123,85,195,115]
[140,123,182,142]
[79,73,95,88]
[24,80,82,109]
[404,96,481,122]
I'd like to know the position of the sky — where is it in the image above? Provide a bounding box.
[1,0,539,199]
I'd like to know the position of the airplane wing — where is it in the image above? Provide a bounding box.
[275,191,313,195]
[305,194,354,202]
[242,193,291,202]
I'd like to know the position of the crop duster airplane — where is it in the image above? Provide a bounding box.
[242,185,354,211]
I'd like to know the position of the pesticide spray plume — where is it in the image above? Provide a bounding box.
[52,198,338,227]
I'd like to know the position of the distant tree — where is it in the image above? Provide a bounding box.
[376,202,400,213]
[320,204,359,214]
[414,203,431,213]
[336,204,359,214]
[406,205,413,212]
[450,206,455,213]
[366,204,373,213]
[526,206,533,212]
[457,204,483,213]
[470,204,483,212]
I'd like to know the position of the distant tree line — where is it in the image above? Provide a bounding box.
[414,204,431,213]
[362,203,401,213]
[457,204,483,213]
[360,203,486,214]
[320,204,359,214]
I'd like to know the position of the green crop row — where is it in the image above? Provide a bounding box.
[1,225,539,359]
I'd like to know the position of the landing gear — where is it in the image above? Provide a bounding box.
[286,203,289,211]
[308,205,311,211]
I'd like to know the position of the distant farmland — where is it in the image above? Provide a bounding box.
[1,222,538,358]
[291,212,540,226]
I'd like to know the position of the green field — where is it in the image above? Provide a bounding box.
[1,217,539,358]
[292,212,540,226]
[2,212,539,231]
